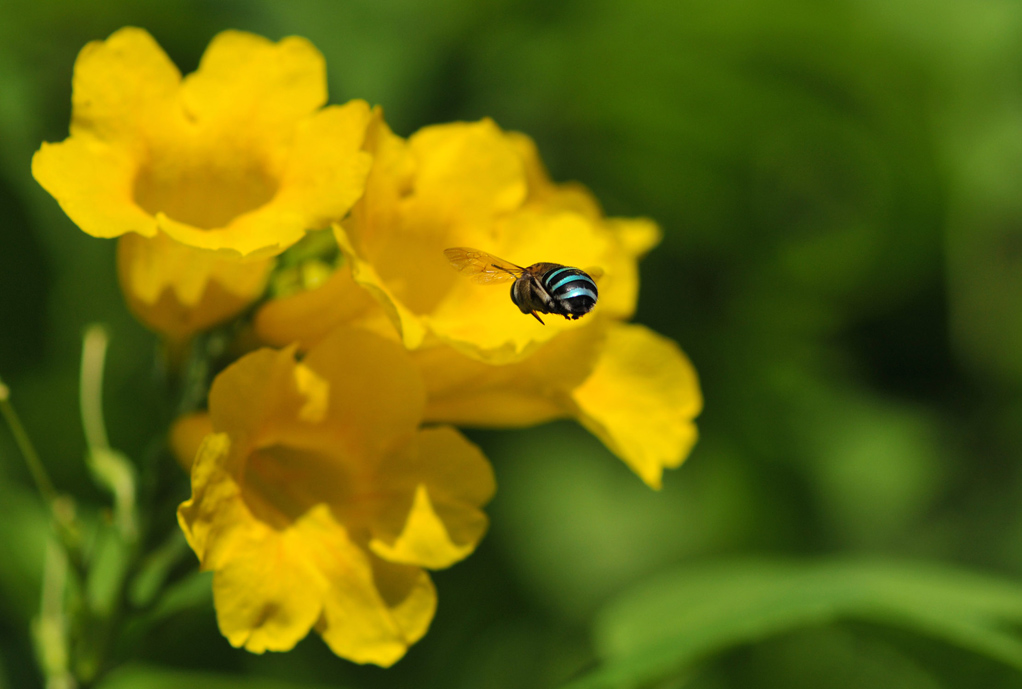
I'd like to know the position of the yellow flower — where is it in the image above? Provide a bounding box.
[117,232,272,342]
[254,119,702,488]
[334,116,659,364]
[177,328,494,665]
[169,411,214,473]
[33,27,374,338]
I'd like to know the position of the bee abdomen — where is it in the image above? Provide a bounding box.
[542,266,598,318]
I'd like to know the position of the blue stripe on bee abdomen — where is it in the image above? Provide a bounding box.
[559,285,598,301]
[545,270,597,295]
[543,267,574,286]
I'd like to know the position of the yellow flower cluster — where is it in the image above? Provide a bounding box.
[34,28,702,665]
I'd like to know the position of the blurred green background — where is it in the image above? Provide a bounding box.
[3,1,1022,688]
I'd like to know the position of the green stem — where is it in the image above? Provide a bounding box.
[33,539,76,689]
[0,378,59,504]
[80,324,139,543]
[79,325,110,452]
[0,378,85,578]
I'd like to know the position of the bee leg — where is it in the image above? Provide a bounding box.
[530,311,546,325]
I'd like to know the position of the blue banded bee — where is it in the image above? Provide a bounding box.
[444,247,600,324]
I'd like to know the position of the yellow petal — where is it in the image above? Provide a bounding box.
[318,554,437,666]
[334,225,429,350]
[301,328,426,458]
[345,112,415,249]
[612,216,662,257]
[118,232,271,306]
[32,137,157,240]
[571,323,702,489]
[597,217,662,319]
[367,558,437,652]
[420,322,606,426]
[117,232,271,340]
[254,264,392,351]
[369,427,495,569]
[293,364,329,424]
[210,505,332,653]
[32,28,175,239]
[180,32,326,134]
[177,432,246,567]
[68,27,180,143]
[407,119,527,226]
[205,347,306,447]
[169,412,213,472]
[203,491,430,660]
[274,103,375,229]
[370,485,475,569]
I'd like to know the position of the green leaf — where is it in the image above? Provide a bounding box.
[128,530,191,608]
[564,559,1022,689]
[117,570,213,658]
[85,524,131,617]
[97,664,349,689]
[145,570,213,623]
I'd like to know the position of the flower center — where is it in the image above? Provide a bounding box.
[241,443,384,533]
[133,156,279,230]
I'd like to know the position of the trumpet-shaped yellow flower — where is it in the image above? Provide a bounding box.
[34,27,372,256]
[334,116,660,364]
[170,411,214,473]
[177,329,495,665]
[33,27,374,339]
[117,232,272,341]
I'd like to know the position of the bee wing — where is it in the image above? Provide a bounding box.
[585,267,604,282]
[444,247,525,284]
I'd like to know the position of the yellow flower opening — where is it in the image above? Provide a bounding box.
[177,328,495,665]
[33,27,372,256]
[33,27,374,339]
